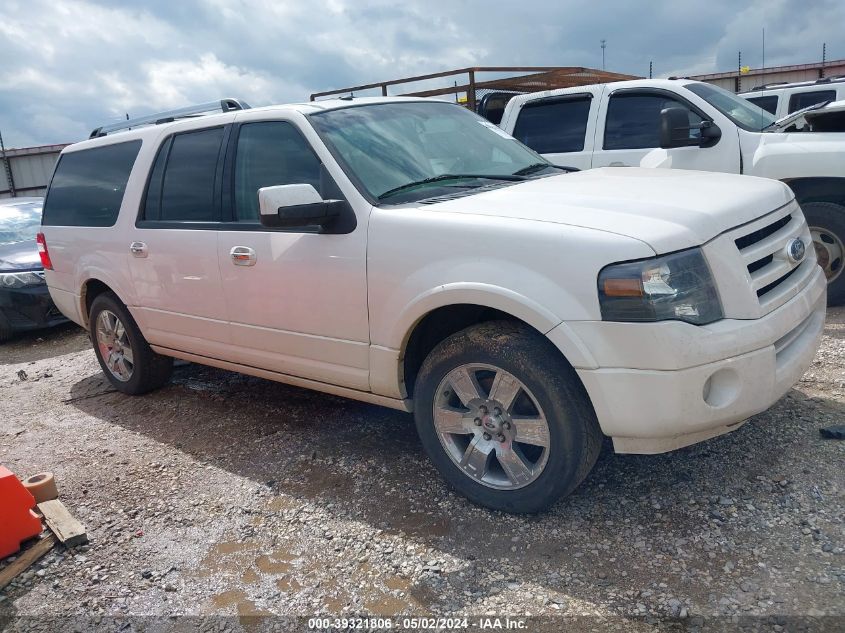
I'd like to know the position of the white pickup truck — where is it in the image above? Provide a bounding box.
[41,97,824,512]
[500,79,845,304]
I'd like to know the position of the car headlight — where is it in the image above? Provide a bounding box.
[0,271,46,289]
[598,248,723,325]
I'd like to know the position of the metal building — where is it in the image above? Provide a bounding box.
[0,144,68,199]
[691,58,845,93]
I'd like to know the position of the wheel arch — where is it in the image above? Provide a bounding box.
[79,277,122,329]
[387,284,595,400]
[784,177,845,207]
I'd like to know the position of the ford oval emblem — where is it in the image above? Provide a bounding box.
[787,238,806,264]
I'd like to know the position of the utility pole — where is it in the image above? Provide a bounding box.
[600,39,606,70]
[649,61,653,79]
[737,51,742,93]
[821,42,827,78]
[0,129,16,198]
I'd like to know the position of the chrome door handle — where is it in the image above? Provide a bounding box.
[130,241,148,258]
[230,246,256,266]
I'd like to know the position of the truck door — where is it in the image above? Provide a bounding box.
[507,87,602,171]
[591,88,740,173]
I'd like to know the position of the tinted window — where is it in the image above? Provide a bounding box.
[604,93,703,150]
[512,97,591,154]
[746,95,778,114]
[234,122,322,221]
[42,141,141,227]
[157,127,225,221]
[788,90,836,114]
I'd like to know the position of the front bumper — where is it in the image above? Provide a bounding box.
[0,283,68,336]
[566,265,827,454]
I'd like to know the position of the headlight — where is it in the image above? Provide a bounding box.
[0,271,46,289]
[598,248,722,325]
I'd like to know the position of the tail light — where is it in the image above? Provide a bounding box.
[36,233,53,270]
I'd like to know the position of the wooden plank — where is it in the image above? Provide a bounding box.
[0,534,56,591]
[37,500,87,547]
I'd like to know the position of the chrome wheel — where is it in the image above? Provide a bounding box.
[433,364,550,490]
[810,226,844,283]
[95,309,134,382]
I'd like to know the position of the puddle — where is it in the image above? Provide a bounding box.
[384,575,410,592]
[276,576,302,593]
[324,593,349,611]
[255,550,293,574]
[197,541,261,576]
[212,589,247,609]
[364,592,413,615]
[241,568,260,585]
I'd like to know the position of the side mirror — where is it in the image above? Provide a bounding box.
[659,107,696,148]
[258,184,347,230]
[698,120,722,148]
[659,107,721,149]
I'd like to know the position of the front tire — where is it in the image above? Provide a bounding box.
[89,292,173,395]
[413,321,602,513]
[803,201,845,306]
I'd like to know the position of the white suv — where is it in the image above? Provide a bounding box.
[40,97,825,512]
[739,77,845,118]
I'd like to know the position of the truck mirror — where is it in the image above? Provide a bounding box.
[698,120,722,148]
[660,108,722,149]
[659,107,695,148]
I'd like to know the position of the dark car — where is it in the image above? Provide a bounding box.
[0,197,67,341]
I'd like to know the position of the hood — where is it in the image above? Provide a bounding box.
[420,167,794,253]
[0,239,41,272]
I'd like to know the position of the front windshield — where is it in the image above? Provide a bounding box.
[0,201,43,245]
[309,101,550,202]
[685,82,776,132]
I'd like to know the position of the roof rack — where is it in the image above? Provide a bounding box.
[749,76,845,92]
[89,98,251,139]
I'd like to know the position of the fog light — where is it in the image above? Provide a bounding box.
[702,369,740,408]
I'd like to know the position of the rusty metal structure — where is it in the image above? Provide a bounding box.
[310,66,639,110]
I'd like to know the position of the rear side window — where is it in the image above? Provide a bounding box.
[788,90,836,113]
[143,127,225,222]
[604,93,703,150]
[746,95,778,114]
[233,122,322,221]
[512,97,591,154]
[42,140,141,227]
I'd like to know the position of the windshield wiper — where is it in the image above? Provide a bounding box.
[512,162,569,176]
[763,100,832,131]
[377,173,526,200]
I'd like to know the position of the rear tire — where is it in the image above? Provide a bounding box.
[89,292,172,395]
[802,201,845,306]
[413,320,602,513]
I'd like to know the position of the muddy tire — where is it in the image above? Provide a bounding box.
[803,201,845,306]
[413,320,602,514]
[89,292,173,395]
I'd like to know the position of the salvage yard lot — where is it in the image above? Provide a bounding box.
[1,311,843,628]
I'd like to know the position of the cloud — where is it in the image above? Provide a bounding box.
[0,0,840,147]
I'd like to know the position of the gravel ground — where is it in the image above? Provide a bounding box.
[0,310,843,631]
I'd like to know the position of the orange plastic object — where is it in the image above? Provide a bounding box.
[0,466,43,558]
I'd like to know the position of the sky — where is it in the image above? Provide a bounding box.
[0,0,841,148]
